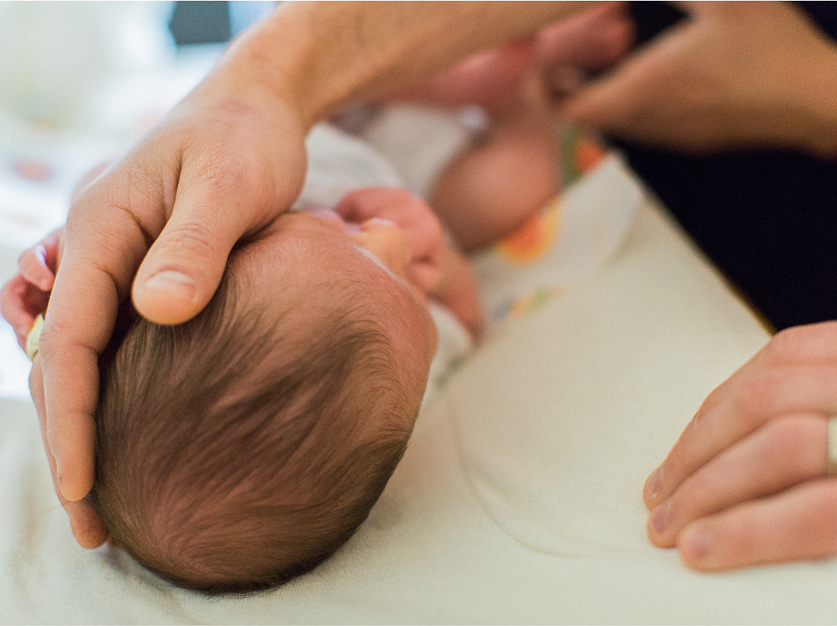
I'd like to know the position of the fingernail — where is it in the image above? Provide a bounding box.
[56,469,81,502]
[56,466,66,497]
[682,527,711,562]
[646,467,662,501]
[650,501,669,534]
[144,271,197,303]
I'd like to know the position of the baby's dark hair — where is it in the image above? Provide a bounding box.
[88,250,424,594]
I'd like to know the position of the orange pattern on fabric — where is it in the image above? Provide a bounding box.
[575,139,606,174]
[495,196,561,264]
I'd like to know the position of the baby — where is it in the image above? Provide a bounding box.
[90,180,472,593]
[4,116,549,593]
[2,29,630,593]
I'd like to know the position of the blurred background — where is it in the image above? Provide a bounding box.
[0,1,275,397]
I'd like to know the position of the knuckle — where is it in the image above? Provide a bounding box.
[762,322,837,365]
[736,367,781,418]
[765,326,803,364]
[205,152,272,205]
[694,392,718,423]
[162,220,218,257]
[35,322,56,360]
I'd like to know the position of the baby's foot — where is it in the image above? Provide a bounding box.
[537,1,635,96]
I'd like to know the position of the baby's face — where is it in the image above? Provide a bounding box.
[229,187,441,389]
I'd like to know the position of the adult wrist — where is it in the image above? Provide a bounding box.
[210,5,320,130]
[208,2,597,132]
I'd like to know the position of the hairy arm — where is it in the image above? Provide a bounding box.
[232,2,594,125]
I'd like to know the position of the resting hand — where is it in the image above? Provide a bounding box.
[645,322,837,570]
[31,58,308,547]
[563,2,837,155]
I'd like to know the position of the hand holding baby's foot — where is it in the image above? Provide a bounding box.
[537,1,635,98]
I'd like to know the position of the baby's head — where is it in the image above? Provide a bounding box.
[88,189,442,593]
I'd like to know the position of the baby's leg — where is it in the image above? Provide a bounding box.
[430,83,559,252]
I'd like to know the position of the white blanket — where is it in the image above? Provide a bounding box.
[6,181,836,622]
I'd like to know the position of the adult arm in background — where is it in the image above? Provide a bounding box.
[29,1,594,548]
[557,2,837,570]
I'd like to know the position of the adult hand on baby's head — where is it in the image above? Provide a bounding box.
[562,2,837,155]
[33,50,309,548]
[645,322,837,571]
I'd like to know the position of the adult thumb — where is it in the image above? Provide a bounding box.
[131,182,244,326]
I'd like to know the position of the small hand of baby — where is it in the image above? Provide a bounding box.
[334,187,483,339]
[0,229,62,349]
[335,187,445,296]
[645,322,837,570]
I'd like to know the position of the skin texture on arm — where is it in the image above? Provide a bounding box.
[242,2,596,125]
[562,1,837,156]
[30,1,594,548]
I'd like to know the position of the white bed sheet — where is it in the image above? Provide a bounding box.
[5,185,836,623]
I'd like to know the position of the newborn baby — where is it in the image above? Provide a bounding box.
[90,184,472,593]
[5,124,483,594]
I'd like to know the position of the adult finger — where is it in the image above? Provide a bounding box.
[684,323,837,438]
[648,415,827,548]
[645,323,837,508]
[538,1,635,95]
[131,121,306,325]
[560,19,693,141]
[30,359,109,548]
[645,362,837,509]
[677,479,837,571]
[39,180,150,502]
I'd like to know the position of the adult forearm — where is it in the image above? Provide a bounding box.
[793,37,837,157]
[216,1,594,128]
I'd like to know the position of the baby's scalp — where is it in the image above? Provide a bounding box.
[89,211,436,593]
